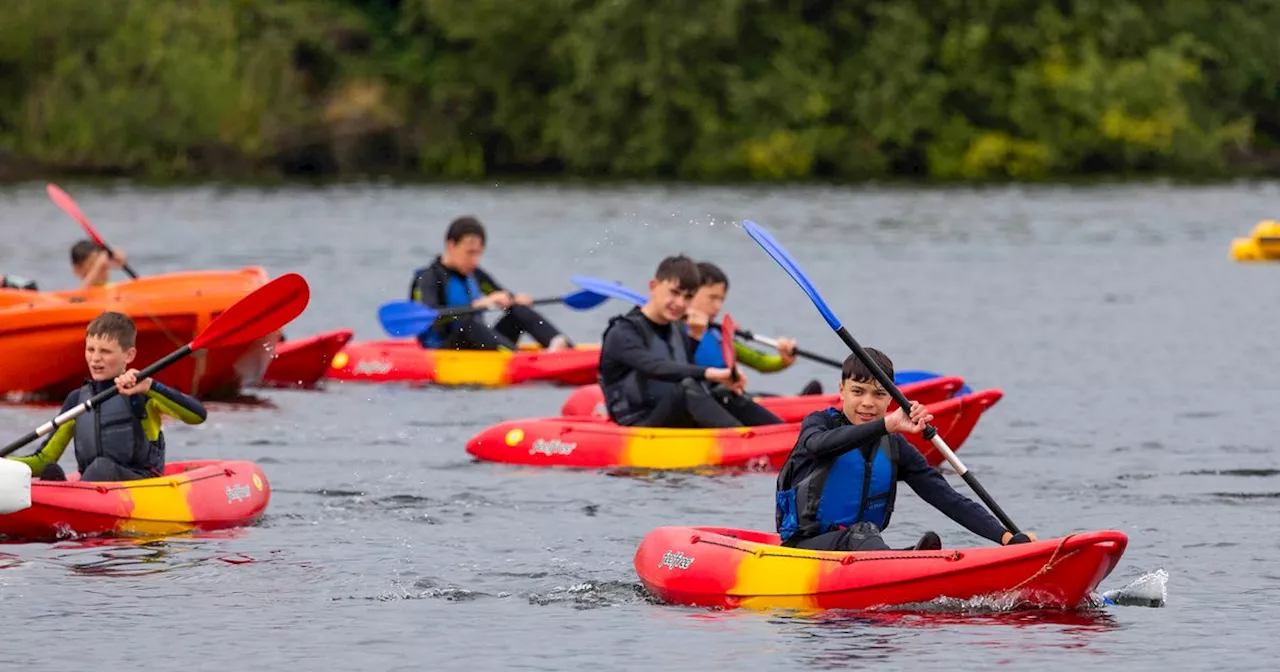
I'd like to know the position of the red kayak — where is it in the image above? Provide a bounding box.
[634,526,1128,611]
[260,329,354,389]
[325,339,600,387]
[559,375,968,421]
[0,460,270,541]
[465,389,1002,470]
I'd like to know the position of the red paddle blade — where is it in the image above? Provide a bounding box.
[47,183,106,246]
[191,273,310,351]
[720,312,739,371]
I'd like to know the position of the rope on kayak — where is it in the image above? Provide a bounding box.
[692,535,961,563]
[32,469,238,493]
[1004,534,1080,594]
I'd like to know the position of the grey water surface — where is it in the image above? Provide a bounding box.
[0,179,1277,670]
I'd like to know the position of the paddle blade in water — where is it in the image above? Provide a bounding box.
[570,275,647,305]
[378,300,440,338]
[47,183,104,245]
[0,460,32,514]
[720,312,739,372]
[742,220,841,331]
[561,289,611,310]
[191,273,310,350]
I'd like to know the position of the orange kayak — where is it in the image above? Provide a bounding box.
[260,329,354,389]
[465,389,1003,470]
[326,339,600,387]
[559,375,969,421]
[0,268,276,400]
[634,526,1127,611]
[0,460,270,541]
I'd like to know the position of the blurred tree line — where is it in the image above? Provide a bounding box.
[1,0,1277,182]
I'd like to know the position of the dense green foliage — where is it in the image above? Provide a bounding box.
[2,0,1278,181]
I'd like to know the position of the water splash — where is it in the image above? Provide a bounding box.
[1098,568,1168,608]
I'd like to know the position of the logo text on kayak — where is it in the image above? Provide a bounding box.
[659,550,695,570]
[353,359,393,375]
[226,484,252,503]
[529,439,576,456]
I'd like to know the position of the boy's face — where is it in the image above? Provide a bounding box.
[690,282,726,319]
[71,251,98,279]
[647,278,693,324]
[840,377,891,425]
[85,334,136,381]
[444,235,485,275]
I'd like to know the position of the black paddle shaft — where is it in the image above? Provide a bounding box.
[716,322,844,368]
[100,244,140,279]
[832,325,1024,537]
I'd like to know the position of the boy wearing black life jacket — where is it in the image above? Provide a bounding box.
[409,217,573,352]
[775,349,1037,551]
[597,255,784,428]
[8,311,207,482]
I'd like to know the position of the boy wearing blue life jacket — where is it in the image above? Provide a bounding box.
[409,217,573,351]
[8,311,207,482]
[687,262,822,396]
[775,349,1037,552]
[598,255,785,428]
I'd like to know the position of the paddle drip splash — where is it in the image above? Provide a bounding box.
[1098,568,1168,608]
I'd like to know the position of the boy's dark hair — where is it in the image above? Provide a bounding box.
[695,261,728,290]
[70,240,99,266]
[654,255,700,292]
[86,311,137,350]
[841,349,894,385]
[446,217,487,245]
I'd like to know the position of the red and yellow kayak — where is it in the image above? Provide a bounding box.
[559,376,969,422]
[634,526,1128,611]
[465,389,1002,470]
[260,329,354,389]
[0,268,276,400]
[0,460,270,541]
[326,339,600,387]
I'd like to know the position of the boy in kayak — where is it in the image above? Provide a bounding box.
[688,261,822,396]
[410,216,573,352]
[7,311,207,482]
[775,348,1036,551]
[598,255,785,428]
[71,239,128,289]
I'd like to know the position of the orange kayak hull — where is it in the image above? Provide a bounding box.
[0,268,276,400]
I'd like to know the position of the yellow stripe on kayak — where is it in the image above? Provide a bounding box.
[620,428,723,469]
[431,349,515,386]
[732,544,824,611]
[114,478,197,537]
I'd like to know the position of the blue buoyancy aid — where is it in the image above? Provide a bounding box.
[691,326,727,368]
[600,311,690,426]
[72,384,159,475]
[776,409,898,542]
[409,263,485,348]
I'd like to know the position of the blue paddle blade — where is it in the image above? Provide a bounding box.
[560,288,611,310]
[894,370,974,396]
[377,300,440,338]
[570,275,647,305]
[742,220,842,331]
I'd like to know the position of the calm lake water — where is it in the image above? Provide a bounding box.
[0,179,1277,670]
